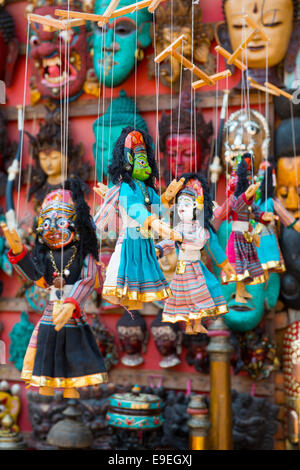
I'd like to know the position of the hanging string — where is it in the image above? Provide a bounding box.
[153,11,162,196]
[134,3,138,130]
[16,19,30,225]
[107,20,117,182]
[190,0,194,173]
[175,39,184,180]
[169,0,174,183]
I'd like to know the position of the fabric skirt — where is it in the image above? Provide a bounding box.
[102,229,171,309]
[162,260,228,324]
[256,228,286,274]
[222,231,265,285]
[21,302,108,389]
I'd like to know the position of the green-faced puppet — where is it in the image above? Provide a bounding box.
[93,90,149,182]
[92,0,153,87]
[212,221,280,332]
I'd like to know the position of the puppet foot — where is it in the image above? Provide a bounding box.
[185,323,194,335]
[64,387,80,399]
[193,320,208,334]
[39,386,54,396]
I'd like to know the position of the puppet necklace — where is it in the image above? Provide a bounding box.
[49,245,77,288]
[135,180,150,206]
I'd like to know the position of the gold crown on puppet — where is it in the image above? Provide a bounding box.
[37,189,76,228]
[180,179,204,209]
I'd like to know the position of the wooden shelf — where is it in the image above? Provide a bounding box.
[0,363,274,396]
[3,92,273,122]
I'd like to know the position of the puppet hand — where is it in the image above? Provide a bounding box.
[93,182,108,199]
[0,222,23,255]
[222,261,236,278]
[245,182,260,200]
[164,178,185,202]
[155,247,161,258]
[150,218,182,242]
[262,212,274,222]
[53,303,75,331]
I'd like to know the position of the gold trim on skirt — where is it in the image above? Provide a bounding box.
[221,271,265,285]
[260,260,286,273]
[102,286,173,308]
[21,371,109,389]
[162,304,228,324]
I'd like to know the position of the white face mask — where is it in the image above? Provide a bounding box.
[177,195,196,222]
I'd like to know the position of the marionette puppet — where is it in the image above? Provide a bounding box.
[217,153,275,303]
[94,126,184,310]
[155,173,235,334]
[255,162,300,278]
[1,178,107,398]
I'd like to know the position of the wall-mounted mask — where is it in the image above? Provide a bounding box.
[26,1,90,104]
[222,108,270,175]
[116,311,149,367]
[150,311,182,368]
[91,0,152,87]
[159,90,213,185]
[149,0,215,88]
[216,0,297,87]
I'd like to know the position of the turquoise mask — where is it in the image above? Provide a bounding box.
[92,0,152,87]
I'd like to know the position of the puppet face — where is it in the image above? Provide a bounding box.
[38,149,65,184]
[117,325,144,355]
[177,194,196,222]
[223,110,269,174]
[276,157,300,219]
[37,193,77,249]
[124,130,152,181]
[29,6,87,101]
[92,0,152,87]
[224,0,294,68]
[165,134,201,177]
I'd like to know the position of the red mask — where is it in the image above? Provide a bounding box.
[165,133,201,177]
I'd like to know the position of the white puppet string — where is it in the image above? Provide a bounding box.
[153,11,162,196]
[175,39,184,181]
[169,0,174,184]
[134,2,138,130]
[107,20,117,185]
[264,42,269,212]
[16,19,30,225]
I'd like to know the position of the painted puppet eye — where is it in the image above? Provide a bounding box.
[30,35,40,46]
[57,218,69,229]
[42,219,50,230]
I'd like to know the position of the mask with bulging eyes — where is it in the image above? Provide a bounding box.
[37,190,77,249]
[124,130,152,181]
[223,109,270,174]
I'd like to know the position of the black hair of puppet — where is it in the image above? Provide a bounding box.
[177,172,215,232]
[33,177,99,271]
[234,153,253,198]
[260,165,275,203]
[108,126,159,191]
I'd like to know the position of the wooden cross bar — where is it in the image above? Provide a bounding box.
[192,70,232,90]
[215,45,247,72]
[55,0,164,27]
[226,14,270,65]
[264,82,293,100]
[247,77,280,96]
[154,34,216,86]
[28,13,85,30]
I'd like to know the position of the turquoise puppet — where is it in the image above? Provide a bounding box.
[92,0,152,87]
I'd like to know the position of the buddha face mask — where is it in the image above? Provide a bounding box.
[224,0,294,68]
[124,130,152,181]
[37,190,77,249]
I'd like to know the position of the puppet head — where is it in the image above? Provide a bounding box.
[108,126,158,190]
[92,0,152,87]
[93,91,148,182]
[150,310,182,368]
[116,310,148,367]
[159,90,213,184]
[175,172,214,229]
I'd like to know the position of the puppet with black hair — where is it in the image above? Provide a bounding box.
[94,126,184,310]
[254,161,300,277]
[2,178,107,399]
[155,172,235,334]
[221,154,275,303]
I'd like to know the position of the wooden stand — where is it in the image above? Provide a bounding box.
[207,317,234,450]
